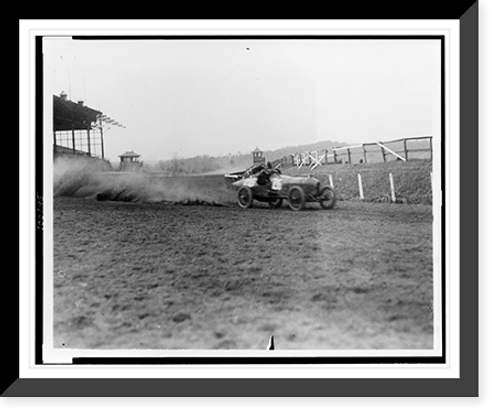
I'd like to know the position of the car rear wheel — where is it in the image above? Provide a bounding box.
[288,186,306,211]
[319,186,336,209]
[237,186,253,208]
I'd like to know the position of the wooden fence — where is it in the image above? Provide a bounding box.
[271,136,433,170]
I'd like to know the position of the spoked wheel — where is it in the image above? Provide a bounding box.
[319,186,336,209]
[268,198,283,209]
[237,186,253,208]
[287,186,306,211]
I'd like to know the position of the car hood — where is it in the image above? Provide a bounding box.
[232,174,319,189]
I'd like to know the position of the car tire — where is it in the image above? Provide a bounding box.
[319,186,336,209]
[237,186,253,208]
[288,186,306,211]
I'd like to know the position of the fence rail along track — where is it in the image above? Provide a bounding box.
[271,136,433,170]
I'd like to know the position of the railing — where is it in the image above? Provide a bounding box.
[271,136,433,170]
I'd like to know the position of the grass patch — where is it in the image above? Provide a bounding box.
[284,160,433,204]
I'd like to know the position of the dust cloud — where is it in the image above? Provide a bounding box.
[53,157,234,205]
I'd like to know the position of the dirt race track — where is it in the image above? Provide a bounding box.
[53,193,434,351]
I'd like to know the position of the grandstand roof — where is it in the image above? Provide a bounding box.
[53,94,102,131]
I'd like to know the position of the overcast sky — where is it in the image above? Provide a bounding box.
[44,38,441,162]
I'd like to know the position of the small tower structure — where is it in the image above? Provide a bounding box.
[119,151,142,171]
[252,147,265,166]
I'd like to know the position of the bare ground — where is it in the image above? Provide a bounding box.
[52,196,434,350]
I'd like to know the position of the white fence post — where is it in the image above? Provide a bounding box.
[357,173,364,201]
[328,174,334,189]
[389,173,396,203]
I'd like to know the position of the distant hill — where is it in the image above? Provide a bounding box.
[144,140,349,175]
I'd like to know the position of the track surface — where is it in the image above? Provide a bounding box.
[53,197,434,350]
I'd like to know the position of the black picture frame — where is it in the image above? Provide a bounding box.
[8,2,479,398]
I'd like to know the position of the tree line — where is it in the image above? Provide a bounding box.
[143,140,348,175]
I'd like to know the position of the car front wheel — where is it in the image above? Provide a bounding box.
[319,186,336,209]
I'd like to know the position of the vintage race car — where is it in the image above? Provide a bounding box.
[230,172,336,211]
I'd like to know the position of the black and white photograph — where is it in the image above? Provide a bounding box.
[42,35,444,360]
